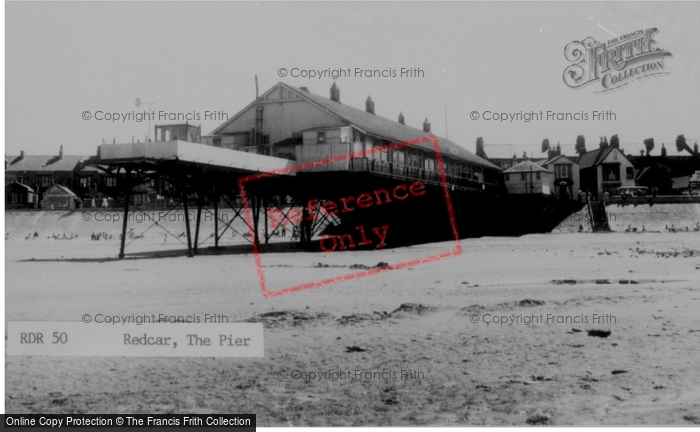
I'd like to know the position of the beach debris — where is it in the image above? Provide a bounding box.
[612,395,626,401]
[611,370,629,375]
[390,303,435,315]
[337,313,386,324]
[530,375,553,382]
[526,415,550,425]
[245,310,332,328]
[682,415,700,424]
[349,263,371,270]
[461,281,469,285]
[551,279,577,284]
[587,330,612,338]
[475,384,491,390]
[580,376,599,382]
[519,299,545,307]
[345,346,367,353]
[595,279,611,284]
[572,328,583,333]
[376,262,389,268]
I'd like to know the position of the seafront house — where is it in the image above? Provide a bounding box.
[541,154,580,200]
[578,147,635,200]
[502,160,552,196]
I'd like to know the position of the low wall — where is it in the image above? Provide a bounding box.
[553,202,700,233]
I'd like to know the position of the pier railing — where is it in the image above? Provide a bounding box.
[348,157,499,193]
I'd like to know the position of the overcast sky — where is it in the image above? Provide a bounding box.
[5,2,700,159]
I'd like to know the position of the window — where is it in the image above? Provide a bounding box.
[317,132,326,144]
[79,176,91,188]
[602,164,620,181]
[105,177,117,187]
[213,138,222,147]
[556,164,570,179]
[626,166,634,180]
[521,173,526,181]
[505,174,510,181]
[536,172,541,180]
[39,175,52,188]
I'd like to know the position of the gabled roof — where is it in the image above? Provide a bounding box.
[578,147,626,169]
[44,184,77,196]
[6,181,36,193]
[214,82,501,171]
[502,160,551,173]
[542,154,579,167]
[6,155,86,172]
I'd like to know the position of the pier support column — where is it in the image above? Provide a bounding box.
[213,192,219,248]
[193,196,203,255]
[181,181,194,258]
[118,168,132,260]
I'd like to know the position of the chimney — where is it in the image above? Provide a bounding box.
[330,82,340,102]
[20,150,25,160]
[59,145,63,159]
[398,112,405,125]
[365,96,375,114]
[299,86,309,92]
[423,118,431,133]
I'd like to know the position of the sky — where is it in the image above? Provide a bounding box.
[5,1,700,160]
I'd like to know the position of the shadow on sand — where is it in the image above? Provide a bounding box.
[18,241,317,263]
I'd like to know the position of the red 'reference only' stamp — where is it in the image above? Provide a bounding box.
[238,135,462,298]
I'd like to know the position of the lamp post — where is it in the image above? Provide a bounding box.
[135,98,156,141]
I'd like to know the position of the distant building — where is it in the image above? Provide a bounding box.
[42,184,78,210]
[628,154,700,195]
[5,147,127,204]
[502,160,552,195]
[579,147,635,199]
[6,182,38,209]
[541,154,580,200]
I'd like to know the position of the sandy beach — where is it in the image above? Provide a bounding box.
[5,230,700,426]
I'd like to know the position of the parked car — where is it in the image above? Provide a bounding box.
[615,186,649,197]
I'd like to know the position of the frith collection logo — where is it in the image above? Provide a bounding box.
[563,27,672,93]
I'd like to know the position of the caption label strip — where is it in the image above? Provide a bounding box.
[7,322,264,357]
[3,414,255,428]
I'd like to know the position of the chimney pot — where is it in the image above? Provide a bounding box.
[330,82,340,102]
[300,86,309,92]
[423,118,431,133]
[398,112,405,125]
[365,96,375,114]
